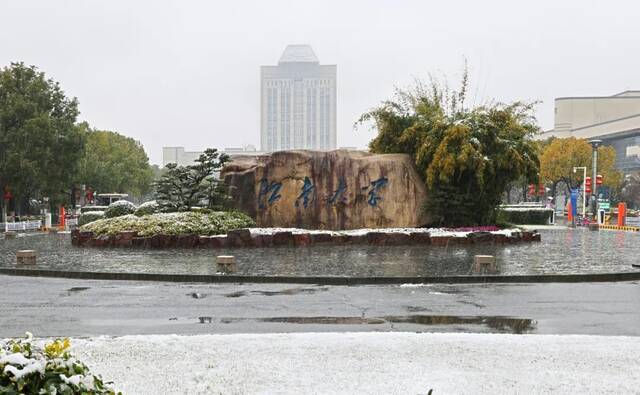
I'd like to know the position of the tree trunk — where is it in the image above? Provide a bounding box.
[70,185,77,210]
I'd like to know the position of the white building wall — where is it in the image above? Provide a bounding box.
[554,96,640,133]
[538,91,640,173]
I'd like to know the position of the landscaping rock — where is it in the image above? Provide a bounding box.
[272,231,294,246]
[227,229,252,247]
[430,236,451,246]
[455,237,472,245]
[293,233,312,247]
[247,234,272,247]
[114,231,137,247]
[78,231,94,246]
[150,235,176,248]
[177,234,198,248]
[348,234,368,245]
[386,233,411,245]
[71,229,79,245]
[73,227,536,250]
[209,236,228,248]
[222,150,429,230]
[408,232,431,245]
[131,237,149,248]
[310,233,333,244]
[466,231,493,243]
[366,232,386,245]
[366,232,411,246]
[16,250,36,265]
[332,234,351,244]
[4,232,18,239]
[493,234,508,244]
[91,235,113,247]
[198,236,211,248]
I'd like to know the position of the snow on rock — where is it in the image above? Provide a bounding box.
[73,332,640,394]
[249,227,522,238]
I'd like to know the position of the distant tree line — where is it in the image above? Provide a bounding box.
[0,62,154,217]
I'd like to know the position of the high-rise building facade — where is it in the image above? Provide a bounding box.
[261,45,336,152]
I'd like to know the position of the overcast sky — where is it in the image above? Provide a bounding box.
[1,0,638,164]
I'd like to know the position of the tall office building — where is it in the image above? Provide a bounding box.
[261,45,336,151]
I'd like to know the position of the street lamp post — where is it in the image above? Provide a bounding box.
[573,166,587,217]
[588,139,602,219]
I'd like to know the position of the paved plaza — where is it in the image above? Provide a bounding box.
[2,275,639,337]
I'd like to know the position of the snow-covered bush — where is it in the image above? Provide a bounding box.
[104,200,137,218]
[78,211,106,226]
[134,200,160,217]
[0,332,119,394]
[80,211,255,236]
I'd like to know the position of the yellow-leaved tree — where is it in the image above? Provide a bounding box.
[539,137,622,196]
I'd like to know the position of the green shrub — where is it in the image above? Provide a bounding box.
[0,332,119,394]
[104,200,137,218]
[498,209,552,225]
[78,211,106,226]
[134,200,160,216]
[80,211,255,236]
[80,206,109,213]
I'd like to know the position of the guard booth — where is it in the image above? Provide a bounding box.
[597,197,611,225]
[597,209,606,225]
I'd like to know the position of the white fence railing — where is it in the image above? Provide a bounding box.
[1,220,42,232]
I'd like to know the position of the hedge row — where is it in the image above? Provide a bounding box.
[498,209,553,225]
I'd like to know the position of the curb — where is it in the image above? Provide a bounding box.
[70,229,542,249]
[1,268,639,285]
[599,225,640,232]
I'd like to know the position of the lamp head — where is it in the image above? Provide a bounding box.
[588,139,603,149]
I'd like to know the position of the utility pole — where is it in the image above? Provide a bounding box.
[588,139,602,219]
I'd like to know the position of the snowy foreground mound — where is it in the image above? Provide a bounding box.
[73,332,640,394]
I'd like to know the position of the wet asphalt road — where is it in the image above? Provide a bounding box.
[1,275,639,337]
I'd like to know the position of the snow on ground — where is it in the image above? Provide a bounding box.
[248,227,520,238]
[73,332,640,394]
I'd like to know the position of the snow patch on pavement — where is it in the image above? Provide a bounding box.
[72,332,640,394]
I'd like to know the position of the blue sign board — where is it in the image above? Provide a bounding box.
[570,189,579,219]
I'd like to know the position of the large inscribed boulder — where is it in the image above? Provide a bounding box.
[222,150,428,230]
